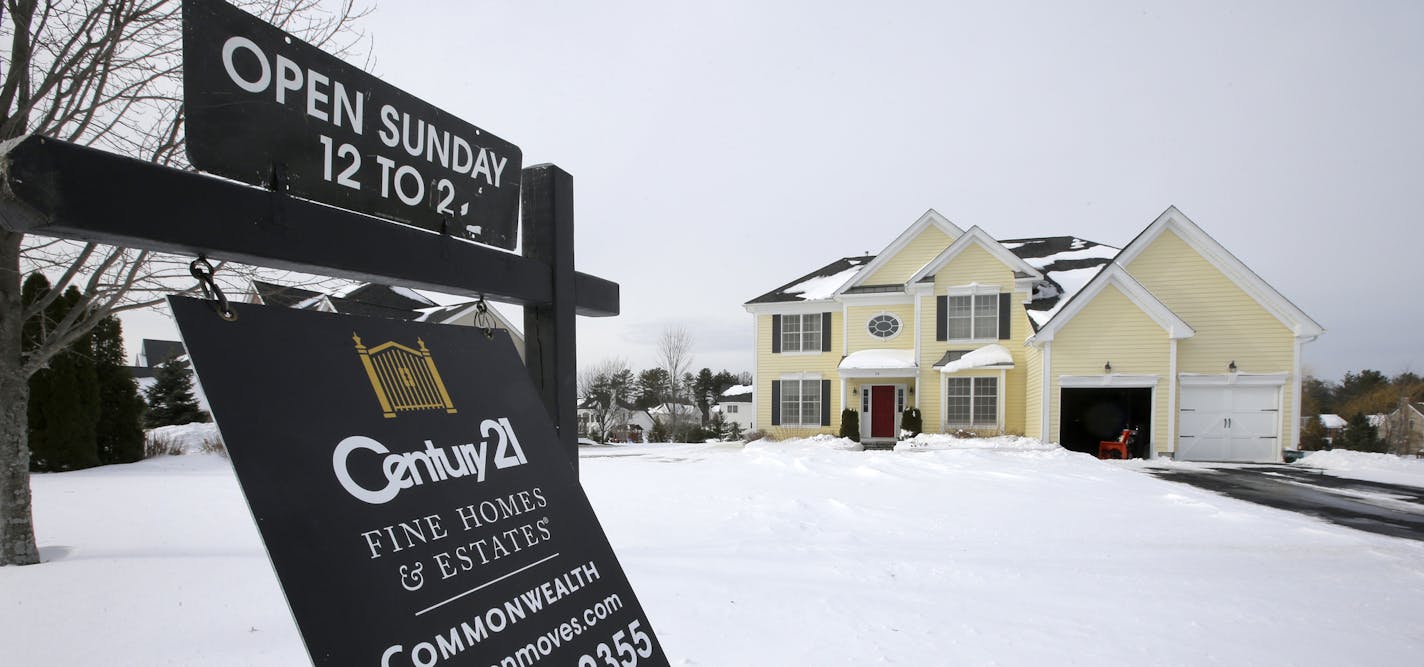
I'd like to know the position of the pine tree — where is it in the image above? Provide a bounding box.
[143,357,209,427]
[23,279,100,472]
[92,317,146,464]
[1339,413,1381,453]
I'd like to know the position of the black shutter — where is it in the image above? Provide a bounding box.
[998,292,1011,340]
[821,379,831,426]
[771,314,782,353]
[936,295,947,341]
[770,380,781,425]
[821,312,832,352]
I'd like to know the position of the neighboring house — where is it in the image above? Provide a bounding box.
[577,397,654,443]
[246,280,525,361]
[717,384,754,432]
[127,338,211,414]
[743,207,1323,462]
[1317,413,1347,445]
[648,402,700,428]
[1380,402,1424,456]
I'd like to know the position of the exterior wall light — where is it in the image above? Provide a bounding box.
[1229,360,1237,373]
[1104,361,1112,374]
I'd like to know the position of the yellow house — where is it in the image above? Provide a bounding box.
[743,206,1323,462]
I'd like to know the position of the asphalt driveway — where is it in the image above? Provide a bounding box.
[1146,464,1424,542]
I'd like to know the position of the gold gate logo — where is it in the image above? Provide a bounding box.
[353,333,457,418]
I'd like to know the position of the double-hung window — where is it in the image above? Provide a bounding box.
[946,377,998,428]
[781,313,822,352]
[947,294,998,340]
[779,378,822,427]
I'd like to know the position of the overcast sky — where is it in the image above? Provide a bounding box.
[123,0,1423,382]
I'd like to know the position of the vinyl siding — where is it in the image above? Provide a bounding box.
[845,304,916,351]
[862,225,953,286]
[914,243,1033,434]
[1046,284,1173,451]
[755,311,843,438]
[1124,228,1298,449]
[1024,344,1043,440]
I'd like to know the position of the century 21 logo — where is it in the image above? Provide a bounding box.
[353,333,456,418]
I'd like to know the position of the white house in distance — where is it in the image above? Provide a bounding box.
[717,385,754,432]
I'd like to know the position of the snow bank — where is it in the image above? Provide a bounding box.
[894,432,1062,453]
[145,422,222,454]
[1296,449,1424,488]
[747,434,863,451]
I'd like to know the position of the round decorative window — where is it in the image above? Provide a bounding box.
[867,313,901,339]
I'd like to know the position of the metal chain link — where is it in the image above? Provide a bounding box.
[473,296,495,339]
[188,255,237,321]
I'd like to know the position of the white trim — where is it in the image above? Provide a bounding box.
[1029,264,1195,344]
[998,368,1007,433]
[1177,372,1289,386]
[838,292,914,305]
[1059,374,1160,388]
[861,383,907,441]
[833,209,965,297]
[1291,337,1304,449]
[944,282,1003,295]
[776,373,826,428]
[1113,206,1324,338]
[1040,342,1052,440]
[906,226,1044,286]
[744,300,837,315]
[753,314,760,428]
[941,374,1004,431]
[911,295,922,410]
[1168,338,1178,455]
[838,367,919,379]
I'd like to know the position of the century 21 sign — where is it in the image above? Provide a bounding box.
[183,0,523,250]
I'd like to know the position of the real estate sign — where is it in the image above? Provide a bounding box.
[171,297,667,666]
[183,0,523,249]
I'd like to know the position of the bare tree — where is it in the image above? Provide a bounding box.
[655,325,694,441]
[577,357,633,443]
[1,0,370,566]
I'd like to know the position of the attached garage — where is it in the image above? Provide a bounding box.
[1176,378,1284,462]
[1059,386,1153,458]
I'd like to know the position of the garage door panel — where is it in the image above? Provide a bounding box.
[1177,384,1281,463]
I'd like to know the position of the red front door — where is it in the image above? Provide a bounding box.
[871,386,896,438]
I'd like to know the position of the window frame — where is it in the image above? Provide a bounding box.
[780,313,823,353]
[944,285,1001,342]
[945,376,999,429]
[866,312,902,340]
[779,377,823,427]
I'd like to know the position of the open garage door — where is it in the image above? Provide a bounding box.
[1060,388,1153,458]
[1178,385,1280,462]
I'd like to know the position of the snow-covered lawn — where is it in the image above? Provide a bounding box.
[4,436,1424,665]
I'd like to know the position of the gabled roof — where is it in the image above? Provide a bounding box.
[906,226,1044,285]
[832,208,965,296]
[1115,206,1323,338]
[746,256,873,305]
[140,339,186,367]
[1027,263,1194,344]
[336,283,437,311]
[250,280,322,308]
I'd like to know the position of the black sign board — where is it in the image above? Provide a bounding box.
[171,297,667,666]
[183,0,523,250]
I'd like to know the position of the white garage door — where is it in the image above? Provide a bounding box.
[1178,385,1280,462]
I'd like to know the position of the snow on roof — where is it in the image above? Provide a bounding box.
[746,257,872,304]
[936,344,1013,373]
[839,349,917,370]
[722,384,753,397]
[1319,414,1347,429]
[1002,237,1118,330]
[785,265,864,301]
[1367,414,1387,428]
